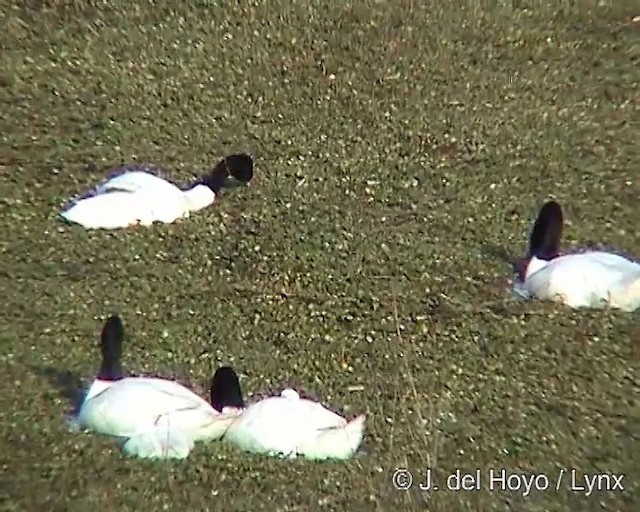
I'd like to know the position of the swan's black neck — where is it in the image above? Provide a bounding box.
[529,200,563,261]
[199,173,227,195]
[98,315,125,381]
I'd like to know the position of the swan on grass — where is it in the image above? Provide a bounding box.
[513,200,640,311]
[60,153,253,229]
[71,315,240,459]
[210,366,366,461]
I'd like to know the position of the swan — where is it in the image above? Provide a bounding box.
[514,200,640,311]
[210,366,365,461]
[60,153,253,229]
[72,315,240,459]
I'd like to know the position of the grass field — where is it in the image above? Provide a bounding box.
[1,0,639,510]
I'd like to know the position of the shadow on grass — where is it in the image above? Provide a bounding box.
[480,242,517,272]
[26,364,86,415]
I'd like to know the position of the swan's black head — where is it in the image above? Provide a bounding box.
[201,154,254,194]
[210,366,245,412]
[529,200,563,261]
[223,153,254,184]
[98,315,124,381]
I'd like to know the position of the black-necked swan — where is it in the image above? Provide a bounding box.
[71,315,241,459]
[514,200,640,311]
[60,153,253,229]
[210,366,366,461]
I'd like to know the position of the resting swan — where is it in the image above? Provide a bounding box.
[210,366,366,461]
[71,315,240,459]
[60,153,253,229]
[514,200,640,311]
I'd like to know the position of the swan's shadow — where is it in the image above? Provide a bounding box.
[480,243,533,301]
[27,363,87,416]
[480,243,517,271]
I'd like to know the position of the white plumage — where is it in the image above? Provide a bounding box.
[61,169,214,229]
[225,389,365,460]
[517,252,640,311]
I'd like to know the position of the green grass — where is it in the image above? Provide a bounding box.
[0,0,638,510]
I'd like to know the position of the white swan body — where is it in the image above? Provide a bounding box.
[76,377,238,459]
[518,252,640,311]
[514,200,640,311]
[60,170,215,229]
